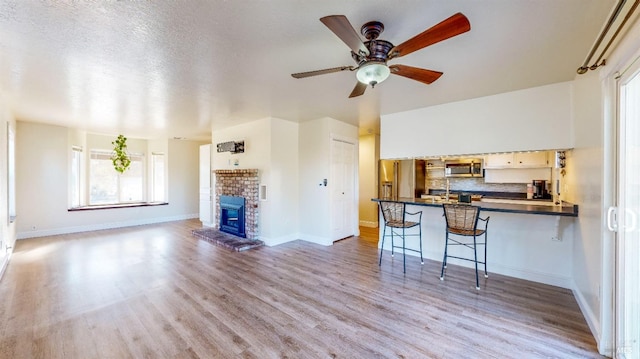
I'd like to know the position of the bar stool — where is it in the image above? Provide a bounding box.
[378,201,423,273]
[440,204,490,289]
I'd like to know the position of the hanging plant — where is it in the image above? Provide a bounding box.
[111,134,131,174]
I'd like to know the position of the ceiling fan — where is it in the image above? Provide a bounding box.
[291,13,470,98]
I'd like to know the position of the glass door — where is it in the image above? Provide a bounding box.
[614,58,640,359]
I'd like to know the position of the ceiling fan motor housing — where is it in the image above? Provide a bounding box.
[361,21,384,40]
[351,39,393,63]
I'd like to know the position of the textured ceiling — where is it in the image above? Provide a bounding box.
[0,0,617,139]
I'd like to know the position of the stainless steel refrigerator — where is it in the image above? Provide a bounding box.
[379,159,426,199]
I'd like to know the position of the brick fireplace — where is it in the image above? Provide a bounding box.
[213,169,259,240]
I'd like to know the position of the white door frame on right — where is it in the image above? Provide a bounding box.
[609,55,640,359]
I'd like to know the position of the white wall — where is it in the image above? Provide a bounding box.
[573,16,640,356]
[268,119,300,243]
[299,117,359,244]
[565,70,605,350]
[167,139,204,215]
[380,82,574,158]
[212,118,271,172]
[0,99,17,276]
[358,134,379,227]
[299,118,329,241]
[15,121,204,239]
[211,117,300,246]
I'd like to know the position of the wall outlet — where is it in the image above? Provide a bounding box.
[551,236,561,241]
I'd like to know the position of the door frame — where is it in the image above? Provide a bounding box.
[611,55,640,359]
[599,18,640,356]
[329,134,359,241]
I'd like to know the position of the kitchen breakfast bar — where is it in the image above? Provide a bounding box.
[371,197,579,289]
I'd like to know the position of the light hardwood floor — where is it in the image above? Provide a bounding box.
[0,220,603,358]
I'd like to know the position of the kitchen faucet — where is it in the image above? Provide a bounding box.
[445,179,450,202]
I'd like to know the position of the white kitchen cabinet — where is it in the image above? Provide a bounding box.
[484,153,514,167]
[485,151,549,168]
[514,152,548,167]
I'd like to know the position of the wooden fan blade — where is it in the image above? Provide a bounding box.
[389,13,470,59]
[291,66,354,79]
[349,82,367,98]
[320,15,370,56]
[389,65,443,85]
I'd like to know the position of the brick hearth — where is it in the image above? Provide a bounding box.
[213,169,259,240]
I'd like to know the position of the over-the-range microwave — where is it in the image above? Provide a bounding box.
[444,159,484,178]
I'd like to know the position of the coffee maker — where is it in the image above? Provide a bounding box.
[532,180,548,199]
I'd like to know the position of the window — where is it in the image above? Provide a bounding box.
[89,150,144,205]
[69,146,83,208]
[151,152,165,202]
[68,136,169,210]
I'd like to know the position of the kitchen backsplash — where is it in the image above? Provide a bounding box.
[427,177,526,194]
[425,160,526,194]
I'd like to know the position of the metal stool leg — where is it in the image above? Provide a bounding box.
[473,235,480,290]
[390,228,395,257]
[379,224,387,266]
[484,231,489,278]
[419,224,424,265]
[440,230,448,280]
[402,226,406,273]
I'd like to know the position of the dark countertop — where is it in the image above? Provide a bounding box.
[428,189,552,201]
[371,197,579,217]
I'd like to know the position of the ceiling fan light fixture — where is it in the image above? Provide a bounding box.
[356,62,390,86]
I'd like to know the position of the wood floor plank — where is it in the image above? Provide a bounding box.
[0,220,604,358]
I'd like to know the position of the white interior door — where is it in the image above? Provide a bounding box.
[199,144,213,225]
[612,59,640,359]
[330,138,356,241]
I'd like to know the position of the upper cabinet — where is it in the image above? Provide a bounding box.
[514,152,549,167]
[484,153,514,167]
[484,151,549,168]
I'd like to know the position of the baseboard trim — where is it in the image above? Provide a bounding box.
[571,280,609,356]
[0,252,11,280]
[261,233,343,247]
[382,247,573,289]
[260,234,298,247]
[486,261,572,289]
[433,249,571,288]
[16,214,199,240]
[298,233,333,246]
[359,220,378,228]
